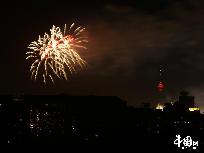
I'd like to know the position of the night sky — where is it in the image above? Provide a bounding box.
[2,0,204,112]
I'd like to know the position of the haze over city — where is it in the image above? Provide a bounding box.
[2,0,204,112]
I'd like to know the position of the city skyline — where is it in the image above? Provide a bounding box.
[3,94,204,151]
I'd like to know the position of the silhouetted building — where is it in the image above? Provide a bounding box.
[163,102,173,112]
[179,91,194,108]
[142,102,151,109]
[173,91,195,112]
[0,93,203,152]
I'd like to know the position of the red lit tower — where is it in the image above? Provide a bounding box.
[155,68,167,110]
[157,69,165,92]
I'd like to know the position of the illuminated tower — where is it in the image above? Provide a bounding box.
[155,68,166,110]
[157,69,165,92]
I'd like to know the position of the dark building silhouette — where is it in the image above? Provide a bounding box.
[173,91,197,113]
[0,93,204,152]
[163,102,173,112]
[142,102,151,109]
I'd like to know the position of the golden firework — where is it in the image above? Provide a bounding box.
[26,23,88,84]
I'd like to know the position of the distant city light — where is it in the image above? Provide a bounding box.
[95,134,99,138]
[29,109,64,136]
[72,125,75,130]
[30,123,34,129]
[155,103,165,111]
[189,107,200,112]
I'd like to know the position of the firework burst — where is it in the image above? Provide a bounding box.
[26,23,88,84]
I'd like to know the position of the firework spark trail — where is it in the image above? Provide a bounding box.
[26,23,88,84]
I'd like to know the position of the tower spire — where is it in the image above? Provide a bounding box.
[157,68,165,92]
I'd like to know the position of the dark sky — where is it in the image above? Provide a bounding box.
[2,0,204,111]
